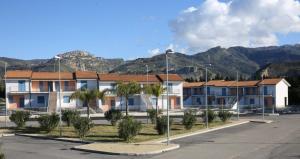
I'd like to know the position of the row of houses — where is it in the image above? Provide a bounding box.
[4,70,291,112]
[183,78,291,110]
[5,71,184,112]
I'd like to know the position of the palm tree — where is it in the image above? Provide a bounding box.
[115,81,141,116]
[70,89,106,118]
[144,83,165,119]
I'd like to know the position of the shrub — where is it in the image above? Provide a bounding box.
[201,109,216,123]
[156,116,173,135]
[73,117,94,140]
[104,109,123,126]
[147,109,162,124]
[182,110,197,130]
[38,113,60,132]
[9,111,30,128]
[0,144,4,159]
[218,111,233,122]
[118,116,142,142]
[62,109,80,127]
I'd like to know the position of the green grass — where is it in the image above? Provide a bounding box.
[11,121,229,143]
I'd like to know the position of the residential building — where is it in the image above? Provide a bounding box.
[5,71,184,112]
[183,78,290,110]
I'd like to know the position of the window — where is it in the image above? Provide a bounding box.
[250,98,255,105]
[63,96,70,103]
[39,81,44,91]
[168,83,173,92]
[196,97,201,104]
[18,80,26,92]
[176,97,181,106]
[264,87,268,95]
[128,98,134,105]
[8,96,13,103]
[81,81,87,90]
[110,83,116,89]
[151,98,157,105]
[207,87,211,95]
[110,99,115,107]
[64,81,69,91]
[37,96,45,104]
[55,81,60,91]
[222,88,226,96]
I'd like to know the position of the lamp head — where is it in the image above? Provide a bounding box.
[165,49,174,54]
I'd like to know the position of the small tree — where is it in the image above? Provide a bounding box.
[115,81,141,116]
[73,117,94,140]
[62,109,80,127]
[70,89,106,118]
[218,111,233,122]
[9,111,30,128]
[201,109,216,123]
[104,109,123,126]
[144,84,165,119]
[156,116,173,135]
[0,143,4,159]
[118,116,142,142]
[146,109,162,124]
[182,109,197,130]
[38,113,60,132]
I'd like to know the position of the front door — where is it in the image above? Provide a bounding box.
[19,97,25,108]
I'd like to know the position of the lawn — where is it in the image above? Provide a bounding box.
[12,121,229,143]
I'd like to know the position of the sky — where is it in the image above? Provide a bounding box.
[0,0,300,60]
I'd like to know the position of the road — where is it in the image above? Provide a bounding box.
[1,114,300,159]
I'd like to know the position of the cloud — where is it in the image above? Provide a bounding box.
[148,48,161,56]
[170,0,300,52]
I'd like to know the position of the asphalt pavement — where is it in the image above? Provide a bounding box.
[1,114,300,159]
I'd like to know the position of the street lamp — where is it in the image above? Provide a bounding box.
[146,64,149,123]
[261,75,265,120]
[165,49,174,145]
[1,62,7,127]
[237,71,239,120]
[55,55,62,136]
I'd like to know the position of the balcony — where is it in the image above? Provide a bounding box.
[32,86,76,93]
[7,86,29,93]
[164,89,181,94]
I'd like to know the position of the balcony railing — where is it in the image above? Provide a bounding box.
[31,86,76,92]
[164,89,181,94]
[7,86,29,92]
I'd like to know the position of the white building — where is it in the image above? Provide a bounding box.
[183,78,290,111]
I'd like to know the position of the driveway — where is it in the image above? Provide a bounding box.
[1,114,300,159]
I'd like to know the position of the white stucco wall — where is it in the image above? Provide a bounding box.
[76,79,98,90]
[275,80,289,108]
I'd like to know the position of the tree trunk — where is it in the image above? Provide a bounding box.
[156,97,158,119]
[125,98,128,116]
[87,102,90,118]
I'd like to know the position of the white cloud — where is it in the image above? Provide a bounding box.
[170,0,300,52]
[148,48,161,56]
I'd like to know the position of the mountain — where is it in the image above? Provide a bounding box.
[1,44,300,81]
[111,44,300,80]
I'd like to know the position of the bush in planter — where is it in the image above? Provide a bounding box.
[73,117,94,140]
[201,109,216,123]
[104,109,123,126]
[182,109,197,130]
[156,116,173,135]
[62,109,80,127]
[38,113,60,132]
[9,110,30,128]
[146,109,162,124]
[118,116,142,142]
[218,111,233,122]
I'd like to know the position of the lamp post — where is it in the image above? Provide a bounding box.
[146,64,149,123]
[165,49,173,145]
[262,75,265,120]
[1,62,7,127]
[237,71,239,120]
[205,66,208,128]
[55,55,62,136]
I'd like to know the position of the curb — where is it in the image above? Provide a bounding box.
[249,120,273,124]
[72,144,180,156]
[15,133,92,144]
[1,133,15,137]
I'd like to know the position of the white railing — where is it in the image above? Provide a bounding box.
[164,89,181,94]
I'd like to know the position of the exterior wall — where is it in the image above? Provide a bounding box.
[275,80,289,108]
[6,79,30,92]
[57,92,77,109]
[76,79,98,90]
[31,93,49,107]
[7,94,30,109]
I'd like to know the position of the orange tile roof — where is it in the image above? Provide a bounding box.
[31,72,74,80]
[156,74,184,81]
[75,71,98,79]
[5,70,32,79]
[183,82,205,88]
[193,80,259,87]
[258,78,283,85]
[99,74,160,82]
